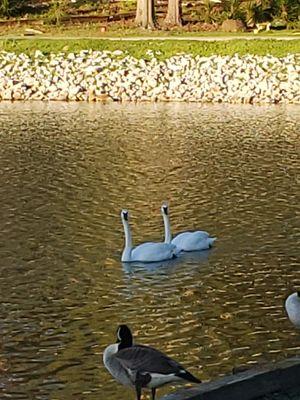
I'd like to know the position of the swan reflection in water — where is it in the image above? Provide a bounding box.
[122,249,213,276]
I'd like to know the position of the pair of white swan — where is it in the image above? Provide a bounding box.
[121,204,216,263]
[121,210,178,263]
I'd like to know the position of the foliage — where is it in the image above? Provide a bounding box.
[0,0,27,17]
[242,0,275,25]
[0,38,299,58]
[0,0,10,16]
[201,0,215,23]
[0,0,299,29]
[44,0,68,25]
[287,19,300,29]
[1,0,28,17]
[194,0,224,23]
[227,0,241,18]
[118,0,136,12]
[283,0,300,21]
[192,0,300,26]
[222,0,246,21]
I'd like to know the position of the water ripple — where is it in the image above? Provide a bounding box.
[0,102,299,400]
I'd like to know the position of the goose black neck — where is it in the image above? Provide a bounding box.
[117,324,133,350]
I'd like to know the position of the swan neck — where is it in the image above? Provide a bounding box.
[122,218,132,261]
[163,212,172,243]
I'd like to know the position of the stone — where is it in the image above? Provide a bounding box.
[0,50,298,104]
[23,28,44,36]
[2,89,12,100]
[221,19,246,32]
[12,91,22,100]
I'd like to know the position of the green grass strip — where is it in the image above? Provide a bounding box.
[0,38,299,58]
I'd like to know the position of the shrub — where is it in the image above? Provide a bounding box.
[44,0,68,25]
[0,0,10,16]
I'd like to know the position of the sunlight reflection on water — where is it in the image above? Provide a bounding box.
[0,102,299,400]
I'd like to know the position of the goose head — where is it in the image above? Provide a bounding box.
[116,324,133,350]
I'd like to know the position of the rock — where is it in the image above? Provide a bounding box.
[0,50,298,104]
[2,89,12,100]
[271,19,287,30]
[13,91,23,100]
[23,28,44,36]
[221,19,246,33]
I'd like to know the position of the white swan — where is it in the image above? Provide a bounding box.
[121,209,177,263]
[161,203,216,252]
[285,292,300,328]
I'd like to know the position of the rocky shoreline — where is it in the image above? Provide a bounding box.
[0,50,299,104]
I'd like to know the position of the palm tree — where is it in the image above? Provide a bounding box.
[164,0,182,26]
[135,0,155,28]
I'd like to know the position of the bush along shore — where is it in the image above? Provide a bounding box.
[0,49,299,104]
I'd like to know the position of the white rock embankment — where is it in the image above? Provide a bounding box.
[0,50,299,103]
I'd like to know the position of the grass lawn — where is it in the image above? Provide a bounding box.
[0,21,299,37]
[0,22,299,58]
[0,37,299,58]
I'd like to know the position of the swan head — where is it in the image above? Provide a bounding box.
[121,209,129,222]
[116,324,133,349]
[161,202,169,216]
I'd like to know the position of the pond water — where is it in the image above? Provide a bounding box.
[0,102,299,400]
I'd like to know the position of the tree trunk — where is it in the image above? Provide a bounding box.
[135,0,143,26]
[135,0,155,28]
[164,0,182,26]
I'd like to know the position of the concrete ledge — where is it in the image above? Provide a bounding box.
[160,356,300,400]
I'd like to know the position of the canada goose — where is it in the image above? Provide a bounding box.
[285,291,300,328]
[103,324,201,400]
[121,209,177,262]
[161,203,216,252]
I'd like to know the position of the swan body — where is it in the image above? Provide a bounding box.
[103,325,201,400]
[130,242,177,263]
[161,203,216,252]
[121,210,177,263]
[171,231,215,252]
[285,292,300,328]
